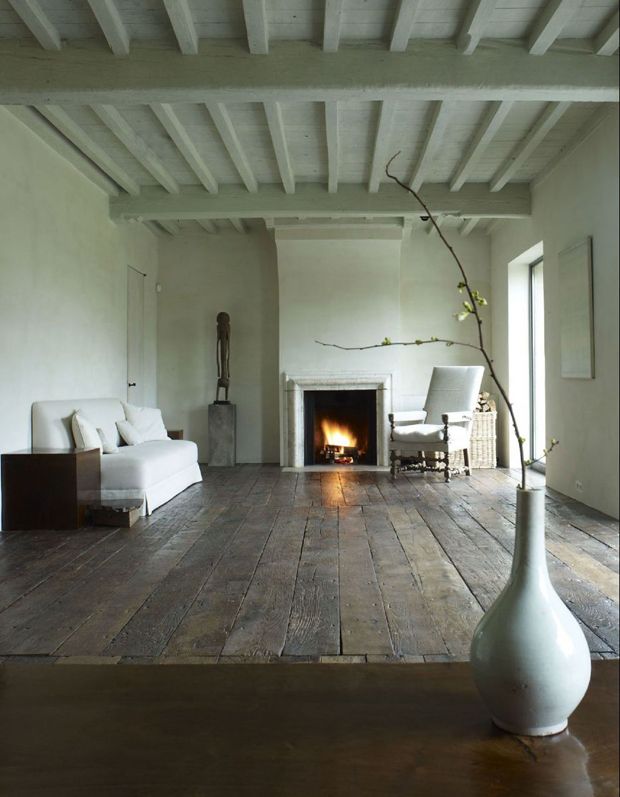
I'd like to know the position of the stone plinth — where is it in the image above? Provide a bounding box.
[208,403,236,467]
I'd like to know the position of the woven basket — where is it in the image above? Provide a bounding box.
[452,410,497,469]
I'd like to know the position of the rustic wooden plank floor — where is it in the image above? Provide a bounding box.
[0,467,617,664]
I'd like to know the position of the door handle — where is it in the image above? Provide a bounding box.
[128,382,136,387]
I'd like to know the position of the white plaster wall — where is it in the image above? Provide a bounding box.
[276,226,403,374]
[399,228,491,409]
[156,229,279,463]
[491,110,619,518]
[0,108,159,526]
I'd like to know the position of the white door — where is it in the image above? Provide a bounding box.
[127,266,145,405]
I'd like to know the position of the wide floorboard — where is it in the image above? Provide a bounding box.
[0,467,617,663]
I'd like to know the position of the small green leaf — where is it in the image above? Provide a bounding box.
[415,339,422,345]
[381,337,392,346]
[463,301,473,312]
[430,336,438,342]
[518,436,526,444]
[455,311,469,322]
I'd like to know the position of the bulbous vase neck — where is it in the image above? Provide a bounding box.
[510,488,551,587]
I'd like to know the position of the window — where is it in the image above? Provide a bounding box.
[529,258,546,469]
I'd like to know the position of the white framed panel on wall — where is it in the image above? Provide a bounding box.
[559,237,594,379]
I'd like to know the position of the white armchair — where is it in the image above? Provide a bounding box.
[389,365,485,481]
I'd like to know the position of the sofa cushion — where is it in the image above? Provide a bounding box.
[98,427,119,454]
[117,419,144,446]
[100,440,199,490]
[72,411,102,452]
[123,402,169,442]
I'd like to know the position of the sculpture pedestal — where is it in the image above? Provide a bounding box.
[208,403,236,467]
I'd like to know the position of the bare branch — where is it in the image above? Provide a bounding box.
[315,338,482,353]
[384,152,529,488]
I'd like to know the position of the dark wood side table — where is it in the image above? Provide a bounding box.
[168,429,184,440]
[1,448,100,531]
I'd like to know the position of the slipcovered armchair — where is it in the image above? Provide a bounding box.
[389,365,485,481]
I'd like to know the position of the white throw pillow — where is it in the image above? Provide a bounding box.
[98,427,119,454]
[116,419,144,446]
[72,411,102,452]
[123,402,169,442]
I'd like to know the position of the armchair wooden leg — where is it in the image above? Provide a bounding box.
[463,448,471,476]
[390,449,399,478]
[444,451,451,482]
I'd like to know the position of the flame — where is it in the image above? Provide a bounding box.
[321,419,357,449]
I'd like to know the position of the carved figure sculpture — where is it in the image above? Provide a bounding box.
[215,311,231,402]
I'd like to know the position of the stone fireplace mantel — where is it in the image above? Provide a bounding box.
[283,373,393,468]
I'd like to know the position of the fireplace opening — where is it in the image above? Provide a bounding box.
[304,390,377,466]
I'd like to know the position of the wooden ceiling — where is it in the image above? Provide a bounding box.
[0,0,618,237]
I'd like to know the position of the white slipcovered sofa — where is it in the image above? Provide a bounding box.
[32,398,202,515]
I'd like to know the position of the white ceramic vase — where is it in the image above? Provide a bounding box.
[470,487,591,736]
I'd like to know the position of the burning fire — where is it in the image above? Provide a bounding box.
[321,419,357,449]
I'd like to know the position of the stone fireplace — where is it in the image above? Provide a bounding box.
[283,373,392,467]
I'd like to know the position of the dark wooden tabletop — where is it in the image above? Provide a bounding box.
[0,660,617,796]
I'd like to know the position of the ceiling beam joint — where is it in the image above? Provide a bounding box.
[87,0,129,56]
[242,0,269,54]
[528,0,582,55]
[457,0,498,55]
[8,0,60,50]
[163,0,198,55]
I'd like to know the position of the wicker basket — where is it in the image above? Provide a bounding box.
[452,410,497,469]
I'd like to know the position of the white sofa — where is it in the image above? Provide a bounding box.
[32,398,202,515]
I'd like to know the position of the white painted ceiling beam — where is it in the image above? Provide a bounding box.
[0,40,617,104]
[197,219,218,234]
[594,10,619,56]
[531,104,614,188]
[369,100,396,192]
[490,101,571,191]
[450,100,513,191]
[37,105,139,195]
[158,220,179,235]
[150,103,218,193]
[528,0,582,55]
[457,0,498,55]
[229,218,247,234]
[5,107,118,195]
[324,0,344,52]
[87,0,129,56]
[242,0,269,54]
[325,101,339,194]
[7,0,60,50]
[264,101,295,194]
[92,104,180,193]
[111,183,531,222]
[409,102,450,192]
[142,220,165,236]
[206,103,258,193]
[390,0,423,52]
[426,216,445,236]
[163,0,198,55]
[459,218,479,236]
